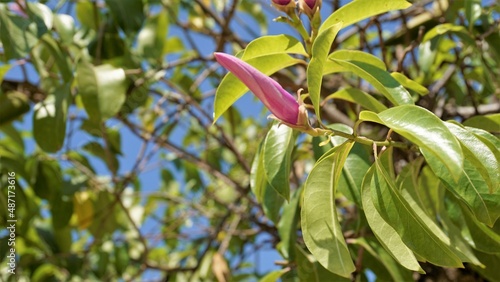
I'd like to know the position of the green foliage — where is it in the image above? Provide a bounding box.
[0,0,499,281]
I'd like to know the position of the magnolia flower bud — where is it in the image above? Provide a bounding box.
[271,0,296,13]
[214,52,300,125]
[299,0,321,18]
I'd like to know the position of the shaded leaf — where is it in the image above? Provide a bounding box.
[33,84,70,153]
[302,142,356,277]
[263,122,296,201]
[371,153,463,267]
[319,0,411,34]
[361,165,424,272]
[77,62,128,122]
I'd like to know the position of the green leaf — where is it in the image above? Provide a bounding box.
[0,91,30,125]
[390,72,429,96]
[319,0,411,34]
[337,142,371,206]
[470,251,500,281]
[352,238,415,281]
[77,62,128,122]
[302,142,356,277]
[307,22,343,122]
[76,0,99,30]
[329,50,387,71]
[242,34,308,60]
[137,10,168,62]
[328,57,413,106]
[83,141,119,174]
[277,187,301,260]
[424,143,500,227]
[33,84,70,153]
[446,122,499,194]
[29,158,62,201]
[361,165,424,273]
[295,245,350,282]
[53,14,75,44]
[358,110,384,124]
[105,0,144,34]
[377,105,463,181]
[449,199,500,254]
[371,155,463,267]
[39,34,73,82]
[263,123,295,201]
[400,184,481,265]
[260,270,286,282]
[0,4,38,59]
[324,88,388,113]
[250,141,285,224]
[463,113,500,133]
[214,53,302,122]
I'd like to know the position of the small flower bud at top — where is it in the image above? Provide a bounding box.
[271,0,296,13]
[299,0,321,17]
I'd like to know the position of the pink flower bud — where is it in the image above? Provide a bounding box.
[299,0,321,17]
[214,52,300,125]
[271,0,296,13]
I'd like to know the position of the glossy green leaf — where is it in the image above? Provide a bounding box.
[329,50,387,71]
[77,62,128,122]
[250,141,284,224]
[324,88,387,113]
[463,113,500,133]
[377,105,463,181]
[214,54,303,122]
[137,10,168,62]
[329,58,413,106]
[302,142,356,277]
[263,122,296,201]
[33,84,70,153]
[391,72,429,96]
[242,34,308,60]
[260,270,286,282]
[361,165,424,272]
[307,22,343,122]
[371,155,463,267]
[0,91,30,125]
[319,0,411,34]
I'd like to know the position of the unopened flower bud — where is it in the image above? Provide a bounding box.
[271,0,296,13]
[299,0,321,18]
